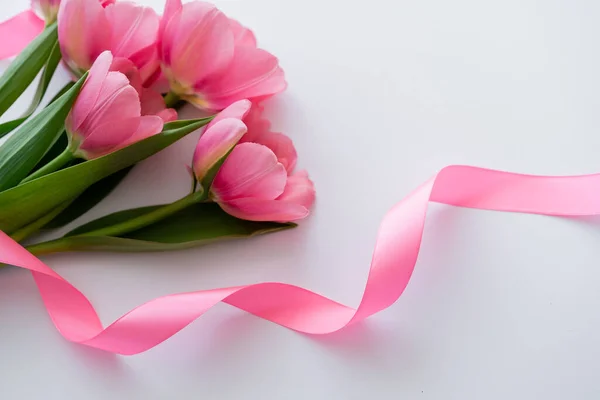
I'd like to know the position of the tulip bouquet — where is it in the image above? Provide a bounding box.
[0,0,315,257]
[1,0,597,359]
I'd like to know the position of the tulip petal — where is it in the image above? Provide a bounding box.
[165,2,234,87]
[229,18,257,48]
[75,73,141,154]
[117,115,164,149]
[156,109,178,123]
[81,72,140,131]
[147,72,171,94]
[193,118,248,182]
[67,51,113,134]
[213,143,287,201]
[218,197,309,222]
[158,0,182,61]
[128,43,159,74]
[241,104,270,138]
[206,99,252,130]
[140,88,176,121]
[109,57,143,94]
[104,3,159,63]
[242,131,298,173]
[277,170,316,210]
[202,46,286,110]
[134,46,161,86]
[58,0,110,72]
[244,66,287,104]
[78,116,141,158]
[160,0,182,35]
[233,105,297,172]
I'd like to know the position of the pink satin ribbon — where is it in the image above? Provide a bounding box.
[1,165,599,355]
[0,10,44,60]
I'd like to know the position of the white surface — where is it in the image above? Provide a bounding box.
[1,0,600,398]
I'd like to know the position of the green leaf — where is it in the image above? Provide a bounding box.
[0,42,64,139]
[0,24,58,119]
[0,72,87,192]
[44,167,133,229]
[30,203,295,254]
[9,201,72,243]
[31,132,71,172]
[0,119,26,139]
[27,84,77,173]
[66,205,163,236]
[0,118,212,234]
[23,41,63,116]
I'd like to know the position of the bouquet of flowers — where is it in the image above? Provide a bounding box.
[0,0,316,256]
[2,0,597,357]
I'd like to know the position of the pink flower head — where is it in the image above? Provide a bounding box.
[206,100,297,173]
[66,51,168,160]
[159,0,287,111]
[58,0,159,83]
[193,100,314,222]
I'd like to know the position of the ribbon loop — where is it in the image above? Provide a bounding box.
[0,10,44,60]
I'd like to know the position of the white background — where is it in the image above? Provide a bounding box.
[1,0,600,398]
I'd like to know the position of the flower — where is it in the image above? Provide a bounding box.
[193,100,315,222]
[212,145,315,222]
[66,51,167,160]
[57,0,159,83]
[159,0,287,111]
[206,99,297,172]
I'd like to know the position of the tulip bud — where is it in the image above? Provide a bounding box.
[191,100,315,222]
[192,118,248,189]
[66,51,165,160]
[211,143,314,222]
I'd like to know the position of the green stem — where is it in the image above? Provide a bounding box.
[77,190,206,238]
[10,201,72,243]
[24,190,207,257]
[21,148,74,184]
[26,237,72,257]
[164,91,181,109]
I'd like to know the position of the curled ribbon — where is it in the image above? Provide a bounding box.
[0,10,44,60]
[1,165,599,355]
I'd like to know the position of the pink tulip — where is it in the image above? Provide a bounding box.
[212,144,315,222]
[159,0,287,111]
[193,100,314,222]
[206,100,297,172]
[66,51,166,160]
[58,0,159,83]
